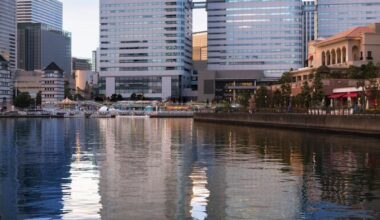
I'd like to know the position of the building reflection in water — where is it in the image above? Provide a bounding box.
[190,165,210,220]
[61,120,102,219]
[0,118,379,219]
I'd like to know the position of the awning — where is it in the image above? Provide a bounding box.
[328,93,344,99]
[342,92,358,98]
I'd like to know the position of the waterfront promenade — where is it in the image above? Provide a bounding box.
[194,112,380,136]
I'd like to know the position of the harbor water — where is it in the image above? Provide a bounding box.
[0,118,379,219]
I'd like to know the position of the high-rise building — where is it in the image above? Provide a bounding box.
[17,23,72,77]
[99,0,192,100]
[16,0,63,30]
[0,0,17,69]
[302,0,315,65]
[0,55,12,106]
[315,0,380,39]
[207,0,304,78]
[92,48,100,72]
[193,32,207,61]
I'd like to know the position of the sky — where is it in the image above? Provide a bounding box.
[62,0,207,59]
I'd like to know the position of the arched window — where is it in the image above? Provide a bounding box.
[352,46,359,61]
[322,51,326,66]
[336,48,341,64]
[331,49,336,65]
[342,47,347,63]
[326,51,331,65]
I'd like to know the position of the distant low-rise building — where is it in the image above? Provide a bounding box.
[0,55,11,108]
[75,70,98,99]
[14,70,42,98]
[72,58,91,71]
[41,62,64,103]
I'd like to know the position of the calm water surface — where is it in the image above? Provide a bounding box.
[0,118,379,220]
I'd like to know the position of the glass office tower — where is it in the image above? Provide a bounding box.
[17,0,63,30]
[303,0,315,65]
[207,0,304,78]
[99,0,192,100]
[0,0,16,69]
[17,23,72,76]
[316,0,380,38]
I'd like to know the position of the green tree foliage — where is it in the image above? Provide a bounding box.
[362,61,378,79]
[64,81,73,99]
[347,65,361,79]
[74,93,85,101]
[316,65,330,78]
[299,81,312,108]
[14,92,32,109]
[312,72,325,107]
[110,93,123,102]
[348,62,378,79]
[36,91,42,106]
[272,89,282,108]
[255,87,269,108]
[94,95,106,102]
[136,94,144,100]
[130,93,137,100]
[280,72,292,107]
[236,91,251,107]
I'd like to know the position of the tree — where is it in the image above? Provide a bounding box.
[36,91,42,106]
[64,81,73,99]
[236,91,251,108]
[255,87,269,108]
[74,93,85,101]
[312,72,324,107]
[94,95,105,102]
[348,62,378,110]
[136,93,144,100]
[117,94,123,101]
[110,94,118,102]
[347,65,361,79]
[299,81,312,108]
[280,72,292,107]
[130,93,137,100]
[14,92,32,109]
[316,65,330,78]
[272,89,282,108]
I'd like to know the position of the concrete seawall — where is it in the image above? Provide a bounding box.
[194,113,380,136]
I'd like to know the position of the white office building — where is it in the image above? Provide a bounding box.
[207,0,304,78]
[0,0,17,69]
[99,0,192,100]
[0,55,12,107]
[315,0,380,39]
[17,0,63,30]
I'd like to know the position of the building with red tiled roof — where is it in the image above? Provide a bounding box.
[308,23,380,69]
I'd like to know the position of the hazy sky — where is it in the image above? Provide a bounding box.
[62,0,207,59]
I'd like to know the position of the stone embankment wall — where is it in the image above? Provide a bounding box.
[194,113,380,136]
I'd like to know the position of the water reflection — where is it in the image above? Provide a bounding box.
[190,166,209,220]
[0,118,379,219]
